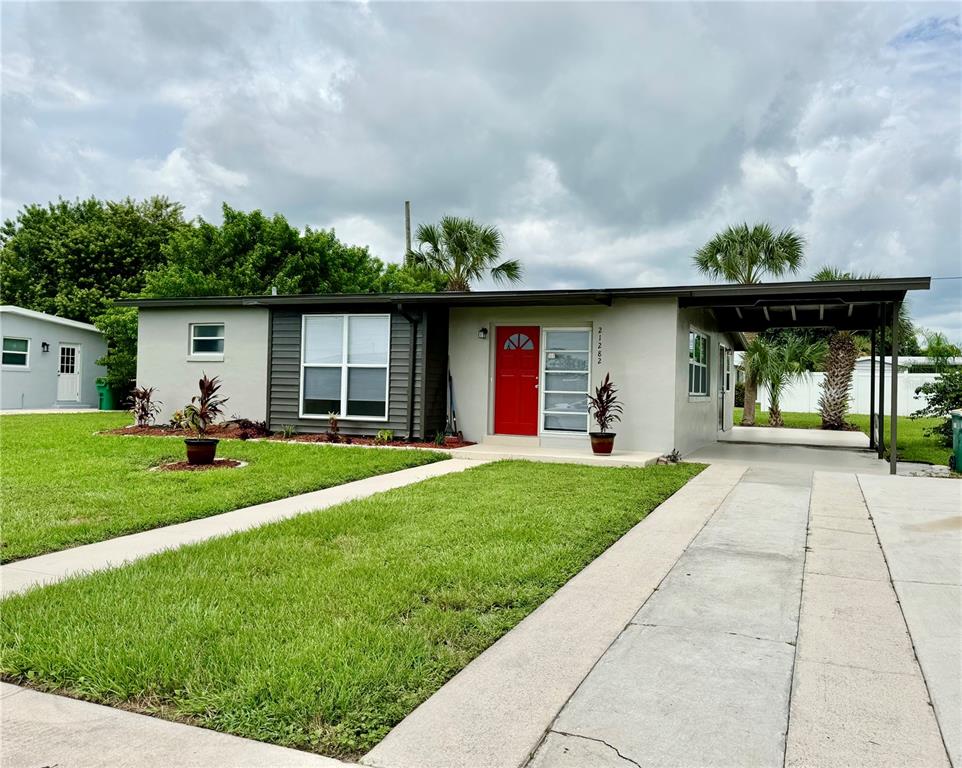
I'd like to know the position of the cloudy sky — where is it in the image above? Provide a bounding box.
[2,2,960,337]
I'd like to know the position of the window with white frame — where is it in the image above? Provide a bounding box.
[2,337,29,367]
[190,323,225,355]
[688,330,710,396]
[542,329,591,432]
[301,314,390,419]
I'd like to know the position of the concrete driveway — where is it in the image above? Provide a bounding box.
[369,452,959,768]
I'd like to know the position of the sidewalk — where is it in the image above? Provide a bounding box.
[1,458,487,597]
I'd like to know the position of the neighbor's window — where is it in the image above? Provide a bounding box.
[689,330,710,396]
[190,323,225,355]
[2,337,29,367]
[543,329,591,432]
[301,314,390,419]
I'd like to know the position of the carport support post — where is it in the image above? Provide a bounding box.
[890,301,900,475]
[877,305,886,460]
[869,328,877,450]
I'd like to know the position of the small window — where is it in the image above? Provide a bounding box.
[2,337,29,367]
[503,332,534,351]
[190,324,225,356]
[688,330,710,396]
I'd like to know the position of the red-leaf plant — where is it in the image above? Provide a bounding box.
[184,374,229,436]
[131,386,162,427]
[587,373,623,434]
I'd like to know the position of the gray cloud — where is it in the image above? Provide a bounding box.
[2,1,959,336]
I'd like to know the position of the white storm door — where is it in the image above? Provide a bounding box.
[57,344,81,401]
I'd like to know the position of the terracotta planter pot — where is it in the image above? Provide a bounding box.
[185,438,219,465]
[589,432,616,455]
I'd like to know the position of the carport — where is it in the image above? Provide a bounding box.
[677,277,932,474]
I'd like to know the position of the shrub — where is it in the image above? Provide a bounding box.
[734,381,745,408]
[131,386,162,427]
[912,368,962,447]
[326,412,341,443]
[184,374,228,435]
[375,429,394,445]
[169,409,190,429]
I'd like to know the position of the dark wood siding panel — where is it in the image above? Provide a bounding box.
[269,309,423,437]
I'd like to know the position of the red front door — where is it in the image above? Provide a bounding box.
[495,326,540,436]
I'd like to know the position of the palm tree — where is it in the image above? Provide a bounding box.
[745,335,826,427]
[812,266,915,429]
[693,223,806,425]
[408,216,522,292]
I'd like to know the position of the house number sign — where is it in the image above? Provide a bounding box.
[596,326,603,365]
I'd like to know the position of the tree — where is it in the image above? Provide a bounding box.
[0,196,186,322]
[408,216,521,291]
[812,266,918,428]
[919,329,961,373]
[912,368,962,449]
[745,334,826,427]
[693,223,805,425]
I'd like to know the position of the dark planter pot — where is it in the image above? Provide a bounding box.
[589,432,616,455]
[185,438,219,465]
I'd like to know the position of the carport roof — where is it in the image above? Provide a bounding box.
[118,276,929,334]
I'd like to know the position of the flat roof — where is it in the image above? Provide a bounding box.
[117,276,930,321]
[0,305,101,333]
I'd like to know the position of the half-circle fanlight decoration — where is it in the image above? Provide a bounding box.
[503,333,534,351]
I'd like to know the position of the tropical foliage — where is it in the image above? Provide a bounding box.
[693,223,806,426]
[587,373,623,433]
[744,335,826,427]
[919,329,961,373]
[409,216,521,291]
[184,374,229,435]
[912,368,962,447]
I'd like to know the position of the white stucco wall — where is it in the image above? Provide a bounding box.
[0,310,106,410]
[447,299,679,453]
[137,307,270,423]
[673,307,738,456]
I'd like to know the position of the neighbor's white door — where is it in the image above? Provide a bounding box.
[57,344,81,402]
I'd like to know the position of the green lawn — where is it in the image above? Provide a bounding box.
[0,412,444,563]
[0,460,702,758]
[733,408,950,465]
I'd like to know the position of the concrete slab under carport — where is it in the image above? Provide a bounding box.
[689,439,890,474]
[720,424,870,449]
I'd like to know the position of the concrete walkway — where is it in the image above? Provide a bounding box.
[1,458,486,597]
[449,442,660,467]
[0,683,348,768]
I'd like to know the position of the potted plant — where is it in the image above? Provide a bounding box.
[183,374,229,465]
[587,372,623,454]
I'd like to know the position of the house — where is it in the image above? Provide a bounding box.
[122,277,929,456]
[0,306,107,410]
[853,356,962,373]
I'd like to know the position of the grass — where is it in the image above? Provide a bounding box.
[0,460,703,758]
[733,408,951,466]
[0,412,445,563]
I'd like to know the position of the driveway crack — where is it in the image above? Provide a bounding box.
[550,730,642,768]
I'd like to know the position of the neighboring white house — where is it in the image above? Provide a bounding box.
[853,356,962,373]
[0,306,107,410]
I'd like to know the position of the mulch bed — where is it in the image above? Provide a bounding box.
[152,459,245,472]
[103,423,472,449]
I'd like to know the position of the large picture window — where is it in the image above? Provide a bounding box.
[301,314,390,419]
[542,329,591,432]
[689,330,710,396]
[2,337,29,367]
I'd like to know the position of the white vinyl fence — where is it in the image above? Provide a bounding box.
[758,372,938,417]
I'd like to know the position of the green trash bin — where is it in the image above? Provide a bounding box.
[96,378,116,411]
[951,410,962,471]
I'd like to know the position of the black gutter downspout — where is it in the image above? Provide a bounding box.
[397,304,420,441]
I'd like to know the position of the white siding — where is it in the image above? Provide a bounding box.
[137,307,270,423]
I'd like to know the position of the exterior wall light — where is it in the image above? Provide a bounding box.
[41,341,50,353]
[478,327,489,340]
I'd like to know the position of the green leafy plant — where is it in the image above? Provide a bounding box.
[912,368,962,448]
[375,429,394,445]
[433,431,446,446]
[130,386,162,427]
[183,374,228,435]
[745,335,826,427]
[587,373,623,434]
[280,424,296,439]
[169,409,190,429]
